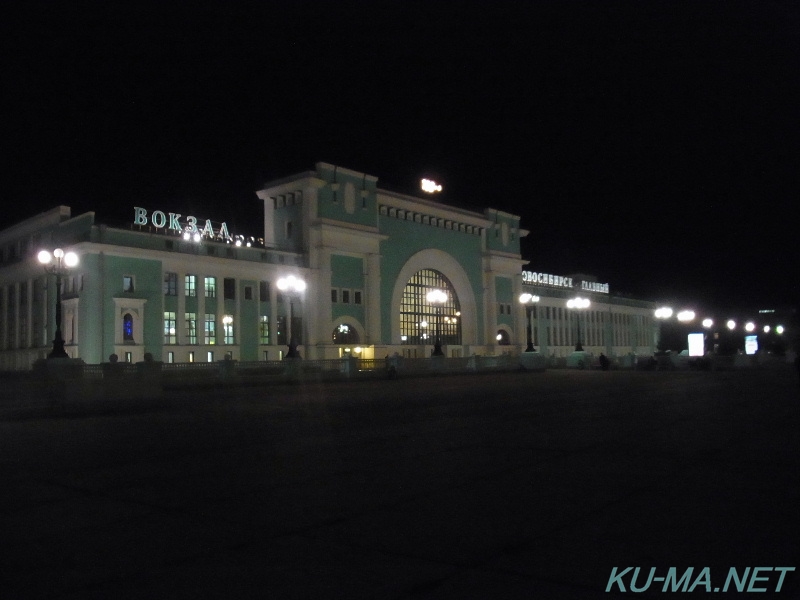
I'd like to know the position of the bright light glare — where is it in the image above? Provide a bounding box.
[37,250,52,264]
[763,325,770,333]
[677,310,695,322]
[421,178,443,193]
[426,289,447,304]
[519,293,540,304]
[277,275,306,293]
[702,318,713,328]
[745,321,755,332]
[655,307,673,319]
[63,252,79,268]
[776,325,785,334]
[567,297,590,309]
[727,320,736,330]
[53,248,64,259]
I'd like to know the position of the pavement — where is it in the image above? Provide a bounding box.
[1,368,799,599]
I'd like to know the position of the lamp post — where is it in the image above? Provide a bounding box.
[276,275,306,358]
[519,293,540,352]
[37,248,79,359]
[426,288,447,356]
[654,307,673,351]
[567,297,590,351]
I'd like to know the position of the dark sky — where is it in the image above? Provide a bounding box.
[3,1,798,314]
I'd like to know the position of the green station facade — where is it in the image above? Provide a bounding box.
[0,163,656,369]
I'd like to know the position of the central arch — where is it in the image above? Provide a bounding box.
[390,249,478,346]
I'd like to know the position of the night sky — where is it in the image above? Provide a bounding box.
[4,1,798,316]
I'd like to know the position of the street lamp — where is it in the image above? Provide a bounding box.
[276,275,306,358]
[426,288,447,356]
[519,292,540,352]
[566,297,590,351]
[37,248,79,359]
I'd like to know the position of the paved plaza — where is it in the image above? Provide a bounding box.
[1,368,799,599]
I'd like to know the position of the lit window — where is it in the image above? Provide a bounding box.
[204,314,216,344]
[123,276,134,293]
[185,312,197,344]
[205,277,216,298]
[163,311,176,344]
[123,313,134,341]
[259,315,270,344]
[400,269,462,346]
[185,274,196,297]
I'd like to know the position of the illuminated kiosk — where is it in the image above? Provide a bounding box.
[0,163,657,370]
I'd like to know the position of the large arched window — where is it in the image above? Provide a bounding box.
[332,323,360,345]
[400,269,462,345]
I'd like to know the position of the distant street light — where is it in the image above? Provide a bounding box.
[727,320,736,330]
[38,248,79,359]
[654,307,673,319]
[677,310,695,322]
[519,292,540,352]
[567,297,590,351]
[702,318,714,328]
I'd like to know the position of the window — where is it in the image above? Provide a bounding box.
[259,281,270,302]
[185,274,196,297]
[123,313,134,341]
[185,312,197,344]
[286,221,293,238]
[331,289,338,303]
[123,276,134,293]
[400,269,462,346]
[224,278,235,300]
[204,314,216,344]
[163,311,176,344]
[332,323,359,344]
[207,351,214,363]
[167,352,174,364]
[223,316,235,344]
[259,315,270,344]
[354,290,362,305]
[163,272,177,296]
[342,290,350,304]
[244,286,253,300]
[205,277,216,298]
[188,351,195,363]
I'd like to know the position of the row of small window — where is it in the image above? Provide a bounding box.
[162,313,275,345]
[331,288,363,305]
[159,274,272,301]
